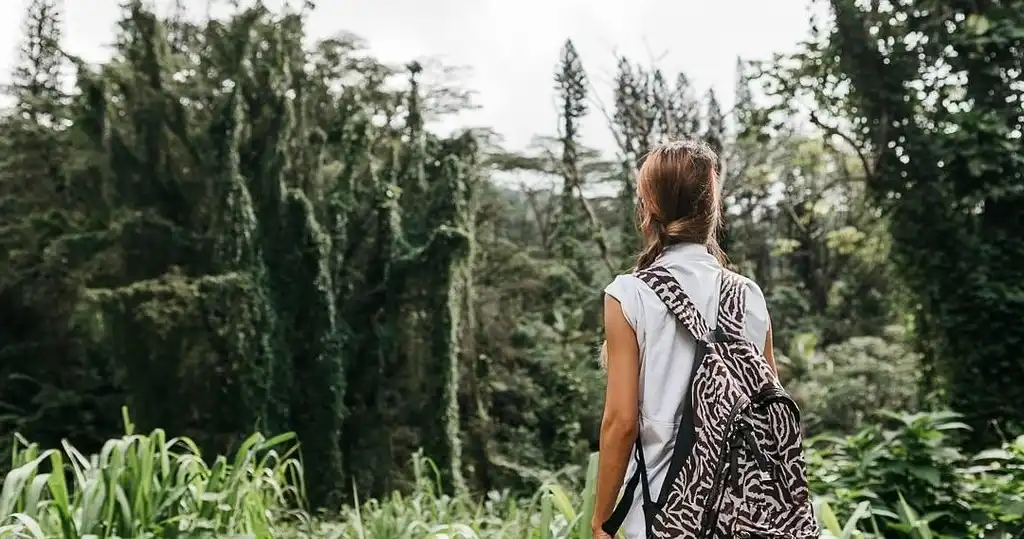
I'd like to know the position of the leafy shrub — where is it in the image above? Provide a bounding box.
[780,328,922,435]
[959,435,1024,538]
[807,410,970,536]
[809,410,1024,538]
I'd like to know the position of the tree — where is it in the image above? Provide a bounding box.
[3,0,67,208]
[703,88,725,174]
[764,0,1024,446]
[10,0,65,124]
[0,1,487,504]
[552,39,591,285]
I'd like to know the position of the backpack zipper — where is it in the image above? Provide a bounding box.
[749,386,800,506]
[697,386,798,539]
[697,395,749,539]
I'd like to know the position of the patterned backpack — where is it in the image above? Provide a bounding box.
[601,266,819,539]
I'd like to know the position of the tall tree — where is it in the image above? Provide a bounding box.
[703,88,725,174]
[3,0,67,206]
[767,0,1024,446]
[10,0,65,124]
[552,39,591,285]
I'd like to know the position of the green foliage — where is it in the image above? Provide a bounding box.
[965,436,1024,536]
[7,414,1024,538]
[466,237,602,492]
[1,0,1021,523]
[0,2,480,506]
[808,411,971,535]
[808,410,1024,538]
[724,135,898,353]
[81,272,276,453]
[761,0,1024,446]
[306,452,598,539]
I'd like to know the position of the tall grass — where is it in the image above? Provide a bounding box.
[0,408,305,539]
[309,451,601,539]
[5,408,1014,538]
[0,410,603,539]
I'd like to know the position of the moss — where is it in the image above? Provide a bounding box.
[82,272,270,454]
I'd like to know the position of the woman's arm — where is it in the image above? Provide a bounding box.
[763,316,778,376]
[591,294,640,536]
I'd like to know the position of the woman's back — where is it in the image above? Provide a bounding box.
[591,138,785,539]
[603,243,769,539]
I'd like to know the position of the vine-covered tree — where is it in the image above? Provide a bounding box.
[764,0,1024,446]
[0,1,484,504]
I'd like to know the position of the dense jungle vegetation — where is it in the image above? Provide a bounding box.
[1,0,1022,537]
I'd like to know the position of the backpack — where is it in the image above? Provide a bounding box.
[601,266,819,539]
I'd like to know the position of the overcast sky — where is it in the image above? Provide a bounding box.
[0,0,817,155]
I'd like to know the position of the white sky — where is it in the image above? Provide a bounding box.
[0,0,817,156]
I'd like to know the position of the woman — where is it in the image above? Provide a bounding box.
[591,139,777,539]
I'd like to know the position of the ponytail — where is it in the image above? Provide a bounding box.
[634,214,727,270]
[632,138,728,271]
[634,212,668,270]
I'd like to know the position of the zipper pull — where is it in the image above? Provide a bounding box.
[738,422,771,472]
[728,437,741,493]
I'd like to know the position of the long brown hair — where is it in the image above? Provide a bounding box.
[634,139,727,270]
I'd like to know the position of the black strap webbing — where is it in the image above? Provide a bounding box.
[601,440,649,535]
[653,338,708,507]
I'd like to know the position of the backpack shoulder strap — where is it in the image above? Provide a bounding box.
[634,265,712,341]
[715,269,749,341]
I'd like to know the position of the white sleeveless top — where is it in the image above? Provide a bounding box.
[603,243,770,539]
